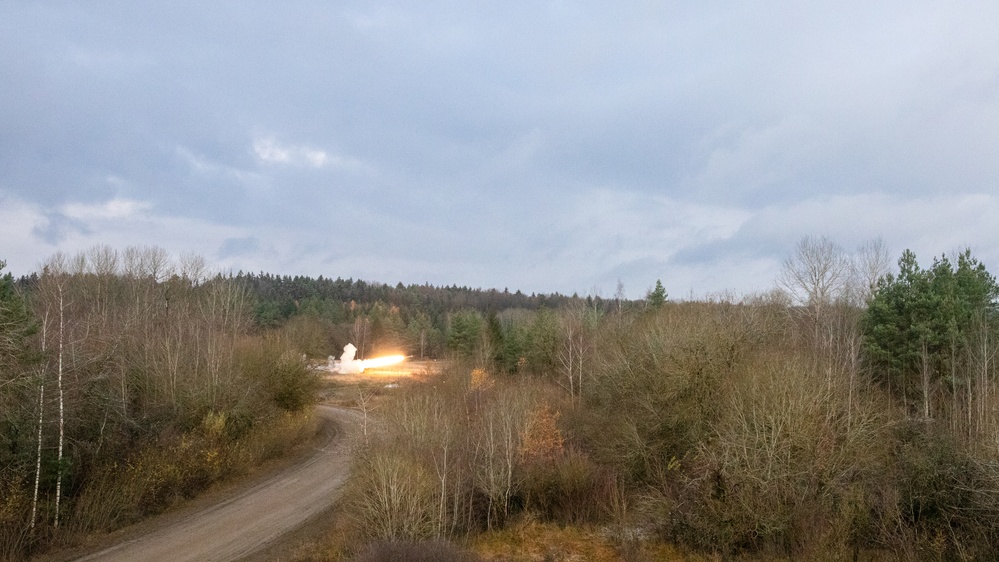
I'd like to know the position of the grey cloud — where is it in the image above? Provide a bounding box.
[3,1,998,296]
[31,211,91,245]
[217,236,260,259]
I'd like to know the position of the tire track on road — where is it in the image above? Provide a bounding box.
[73,406,360,562]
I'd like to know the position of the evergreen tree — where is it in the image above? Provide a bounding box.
[862,249,999,417]
[525,309,559,375]
[0,260,37,375]
[647,279,668,309]
[0,259,39,489]
[447,310,483,358]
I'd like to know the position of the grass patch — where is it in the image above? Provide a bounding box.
[68,410,318,536]
[469,518,710,562]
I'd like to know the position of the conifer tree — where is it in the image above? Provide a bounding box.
[863,249,999,418]
[647,279,667,309]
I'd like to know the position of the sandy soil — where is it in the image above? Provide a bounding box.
[63,406,361,562]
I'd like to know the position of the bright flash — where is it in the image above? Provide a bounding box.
[360,355,406,370]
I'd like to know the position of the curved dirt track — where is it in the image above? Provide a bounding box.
[73,405,360,562]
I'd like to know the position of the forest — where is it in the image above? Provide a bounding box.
[3,237,999,561]
[0,247,322,559]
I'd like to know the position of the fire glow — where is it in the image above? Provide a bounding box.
[329,343,405,375]
[360,355,406,370]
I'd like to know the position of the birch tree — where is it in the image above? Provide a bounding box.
[37,255,71,528]
[557,306,595,403]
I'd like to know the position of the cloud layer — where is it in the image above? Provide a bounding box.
[2,2,998,298]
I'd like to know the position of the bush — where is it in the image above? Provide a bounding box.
[238,337,320,412]
[585,302,762,483]
[519,448,610,525]
[879,421,999,559]
[346,450,438,541]
[652,356,891,558]
[270,355,319,411]
[0,471,31,560]
[353,539,482,562]
[68,409,316,536]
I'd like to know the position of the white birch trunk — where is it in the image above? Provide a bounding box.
[30,310,49,530]
[55,287,65,528]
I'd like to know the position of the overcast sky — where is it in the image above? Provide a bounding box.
[2,2,998,299]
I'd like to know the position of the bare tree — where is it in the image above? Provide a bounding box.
[810,237,891,430]
[200,276,250,408]
[87,245,119,276]
[778,235,850,308]
[146,246,173,283]
[967,311,996,440]
[557,306,593,403]
[473,390,528,529]
[86,245,120,329]
[30,309,49,530]
[357,388,376,445]
[854,237,892,304]
[38,255,70,528]
[122,246,143,279]
[178,252,207,286]
[778,236,851,382]
[30,370,45,530]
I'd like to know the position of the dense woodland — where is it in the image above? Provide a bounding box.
[0,247,322,559]
[332,237,999,561]
[3,238,999,560]
[0,245,599,560]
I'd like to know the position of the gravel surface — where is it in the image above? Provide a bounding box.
[70,405,360,562]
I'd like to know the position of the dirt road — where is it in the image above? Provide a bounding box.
[73,405,360,562]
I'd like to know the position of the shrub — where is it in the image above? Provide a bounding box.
[655,356,891,557]
[347,450,438,541]
[238,338,320,412]
[353,539,482,562]
[68,409,316,536]
[269,354,319,411]
[0,471,31,560]
[519,448,610,525]
[585,302,759,483]
[878,421,999,559]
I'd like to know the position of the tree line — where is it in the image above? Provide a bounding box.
[185,270,634,364]
[223,271,593,328]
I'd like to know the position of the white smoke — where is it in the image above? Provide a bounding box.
[330,343,364,374]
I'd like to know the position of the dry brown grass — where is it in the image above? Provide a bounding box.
[470,518,717,562]
[68,410,318,536]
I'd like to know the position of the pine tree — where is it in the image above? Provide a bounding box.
[647,279,667,309]
[862,249,999,418]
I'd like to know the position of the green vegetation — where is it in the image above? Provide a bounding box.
[646,279,668,309]
[319,241,999,561]
[863,249,999,421]
[0,247,322,559]
[5,240,999,561]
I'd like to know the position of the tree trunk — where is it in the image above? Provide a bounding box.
[55,287,65,528]
[31,373,45,530]
[921,340,931,420]
[30,310,49,530]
